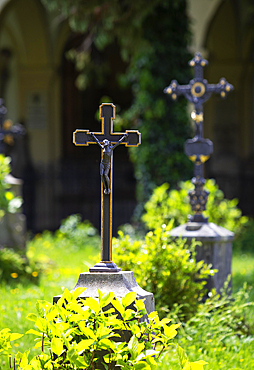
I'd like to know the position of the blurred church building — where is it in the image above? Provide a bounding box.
[0,0,253,232]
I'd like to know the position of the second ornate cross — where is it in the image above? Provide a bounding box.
[73,103,141,272]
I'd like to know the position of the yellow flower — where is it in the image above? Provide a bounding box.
[11,273,18,278]
[240,359,244,362]
[14,343,19,347]
[32,271,38,277]
[208,339,212,342]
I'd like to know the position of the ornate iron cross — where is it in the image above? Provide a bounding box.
[164,52,234,222]
[73,103,141,272]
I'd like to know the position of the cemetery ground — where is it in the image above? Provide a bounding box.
[0,212,254,370]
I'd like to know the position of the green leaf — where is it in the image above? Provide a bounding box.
[26,313,38,322]
[177,344,189,369]
[76,339,94,354]
[164,323,180,339]
[46,307,59,321]
[122,292,137,308]
[51,337,64,356]
[128,335,139,359]
[85,297,100,313]
[78,323,96,339]
[9,333,23,341]
[189,360,208,370]
[26,329,43,337]
[98,290,115,308]
[111,298,124,316]
[134,362,150,370]
[72,287,87,300]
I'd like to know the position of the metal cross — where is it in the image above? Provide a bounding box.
[164,52,233,118]
[73,103,141,272]
[164,52,234,222]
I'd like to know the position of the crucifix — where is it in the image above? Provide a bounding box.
[164,52,234,222]
[73,103,141,272]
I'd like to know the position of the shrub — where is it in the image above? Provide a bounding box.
[142,179,248,235]
[57,214,98,250]
[113,224,215,320]
[0,247,43,284]
[0,155,22,220]
[1,289,207,370]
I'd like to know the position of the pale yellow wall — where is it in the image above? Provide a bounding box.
[0,0,71,165]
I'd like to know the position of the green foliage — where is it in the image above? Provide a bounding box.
[124,1,193,204]
[42,0,192,204]
[113,225,215,320]
[142,179,248,235]
[0,155,22,220]
[57,214,98,247]
[233,218,254,253]
[0,329,23,357]
[162,283,254,369]
[0,247,44,284]
[1,289,207,370]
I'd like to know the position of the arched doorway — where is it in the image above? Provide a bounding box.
[59,35,137,233]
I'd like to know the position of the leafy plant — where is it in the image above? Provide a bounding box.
[57,214,98,250]
[142,179,248,235]
[113,224,215,320]
[0,328,23,357]
[3,288,207,370]
[0,247,43,284]
[0,155,22,220]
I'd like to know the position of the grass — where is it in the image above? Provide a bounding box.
[0,220,254,370]
[0,224,101,364]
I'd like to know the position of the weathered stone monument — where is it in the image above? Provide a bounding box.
[0,99,26,251]
[54,103,154,314]
[164,52,234,293]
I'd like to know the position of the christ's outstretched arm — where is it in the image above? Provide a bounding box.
[112,133,128,150]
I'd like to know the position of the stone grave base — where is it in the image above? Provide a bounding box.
[170,222,234,294]
[53,271,155,315]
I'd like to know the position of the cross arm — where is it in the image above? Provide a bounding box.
[164,80,192,101]
[207,78,234,98]
[73,129,141,147]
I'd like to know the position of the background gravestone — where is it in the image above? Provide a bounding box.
[164,52,234,293]
[54,103,154,314]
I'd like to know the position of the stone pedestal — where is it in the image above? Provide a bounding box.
[0,174,26,250]
[170,222,234,293]
[54,271,155,315]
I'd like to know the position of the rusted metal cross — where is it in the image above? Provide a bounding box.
[164,52,234,222]
[73,103,141,272]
